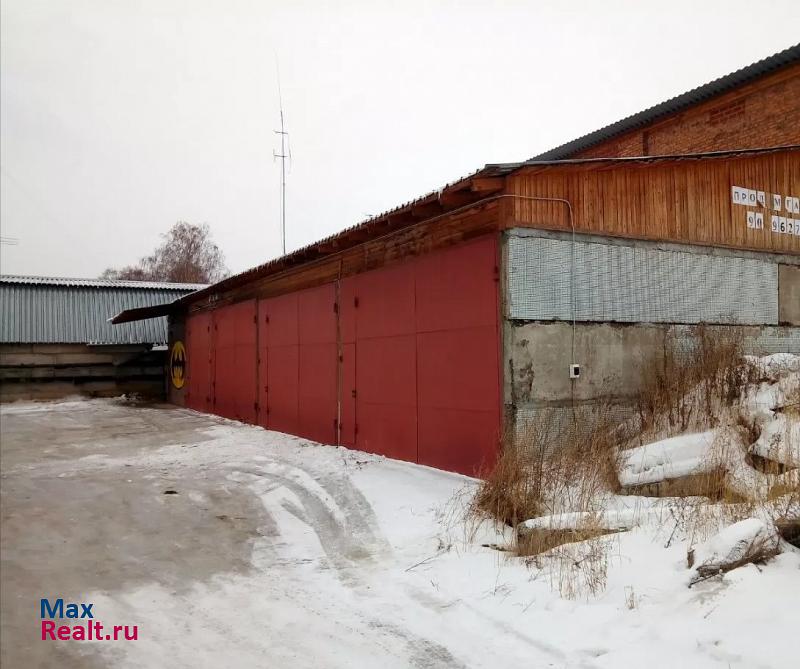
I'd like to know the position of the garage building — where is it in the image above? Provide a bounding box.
[115,47,800,476]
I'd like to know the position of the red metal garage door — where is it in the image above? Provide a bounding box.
[416,237,500,475]
[184,311,213,413]
[297,284,338,444]
[339,277,357,448]
[349,263,418,464]
[189,236,499,476]
[259,292,299,435]
[213,300,257,424]
[415,236,500,475]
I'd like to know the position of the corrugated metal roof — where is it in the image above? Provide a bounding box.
[0,275,207,290]
[0,280,201,344]
[111,145,798,327]
[527,43,800,161]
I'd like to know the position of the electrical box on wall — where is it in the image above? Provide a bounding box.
[569,364,581,379]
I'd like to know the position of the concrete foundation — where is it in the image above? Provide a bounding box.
[0,344,166,401]
[504,321,800,434]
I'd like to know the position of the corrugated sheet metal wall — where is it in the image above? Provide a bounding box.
[0,284,189,344]
[507,232,781,324]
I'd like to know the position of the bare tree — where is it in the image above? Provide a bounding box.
[99,266,150,281]
[100,222,228,284]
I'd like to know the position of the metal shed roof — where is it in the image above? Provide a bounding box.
[0,275,206,290]
[0,276,205,344]
[527,43,800,162]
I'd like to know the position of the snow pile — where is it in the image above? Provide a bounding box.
[742,355,800,469]
[518,496,690,534]
[510,354,798,601]
[618,431,717,487]
[689,518,781,585]
[615,353,799,500]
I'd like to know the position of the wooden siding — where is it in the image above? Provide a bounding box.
[507,150,800,254]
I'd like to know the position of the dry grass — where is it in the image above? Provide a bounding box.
[621,467,738,501]
[689,532,781,587]
[470,325,797,598]
[517,526,621,557]
[473,404,621,530]
[785,382,800,417]
[527,533,614,599]
[472,403,622,566]
[471,431,543,528]
[634,325,759,442]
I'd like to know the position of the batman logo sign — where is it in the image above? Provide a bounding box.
[170,341,187,389]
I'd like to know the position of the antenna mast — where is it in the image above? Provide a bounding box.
[273,66,289,256]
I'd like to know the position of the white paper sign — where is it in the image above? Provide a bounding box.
[779,216,788,234]
[774,194,783,211]
[754,212,764,229]
[746,211,756,228]
[771,215,780,232]
[756,191,766,206]
[788,218,796,235]
[732,186,748,205]
[791,197,800,214]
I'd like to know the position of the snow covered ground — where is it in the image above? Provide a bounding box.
[2,398,799,668]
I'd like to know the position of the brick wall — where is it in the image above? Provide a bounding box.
[573,63,800,158]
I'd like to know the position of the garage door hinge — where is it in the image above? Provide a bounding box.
[254,402,258,411]
[265,315,270,323]
[351,389,357,398]
[333,302,339,314]
[333,418,338,429]
[354,424,358,435]
[354,297,359,308]
[253,315,257,324]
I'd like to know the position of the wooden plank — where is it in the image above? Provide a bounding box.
[508,150,800,254]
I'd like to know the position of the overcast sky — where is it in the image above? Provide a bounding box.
[2,0,798,279]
